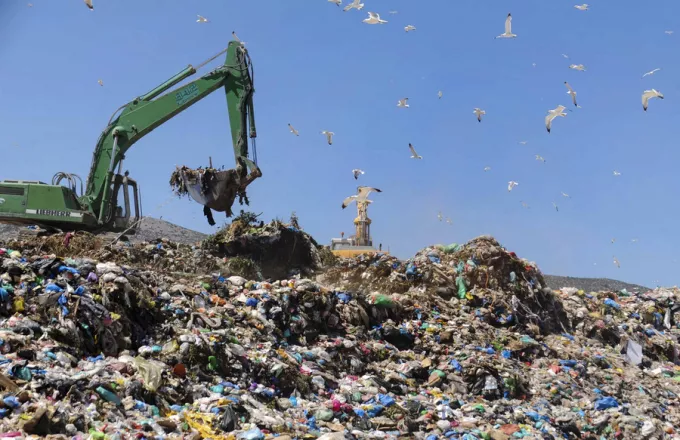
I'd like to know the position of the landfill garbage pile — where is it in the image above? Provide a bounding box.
[320,236,570,335]
[0,234,677,440]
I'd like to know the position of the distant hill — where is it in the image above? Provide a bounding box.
[0,217,208,245]
[543,274,649,293]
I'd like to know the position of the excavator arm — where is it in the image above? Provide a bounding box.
[80,40,259,225]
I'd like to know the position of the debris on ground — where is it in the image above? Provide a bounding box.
[0,231,677,439]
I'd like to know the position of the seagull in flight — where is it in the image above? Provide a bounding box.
[404,25,416,32]
[352,169,364,180]
[473,108,486,122]
[97,79,104,86]
[446,217,453,225]
[642,89,664,111]
[397,98,409,108]
[613,170,621,176]
[321,131,335,145]
[569,64,586,71]
[520,201,530,209]
[288,123,299,136]
[574,4,589,11]
[343,0,364,11]
[665,30,674,35]
[535,154,546,163]
[409,143,422,159]
[197,15,209,23]
[84,0,93,10]
[562,54,570,59]
[389,10,398,14]
[508,181,519,192]
[642,68,661,78]
[545,105,567,133]
[631,238,639,243]
[437,211,443,221]
[438,90,443,99]
[328,0,342,6]
[484,166,491,172]
[561,192,571,198]
[495,13,516,39]
[613,256,620,268]
[611,238,616,244]
[342,186,382,209]
[519,141,528,145]
[564,82,579,107]
[552,202,559,212]
[363,11,387,24]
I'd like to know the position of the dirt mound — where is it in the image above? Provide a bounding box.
[201,215,329,280]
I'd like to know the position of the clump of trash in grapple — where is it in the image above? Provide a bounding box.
[169,165,220,198]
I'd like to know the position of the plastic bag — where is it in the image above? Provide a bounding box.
[133,356,164,392]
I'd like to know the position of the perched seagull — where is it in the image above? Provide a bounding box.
[561,192,571,198]
[508,181,519,192]
[342,186,382,209]
[197,15,209,23]
[642,68,661,78]
[437,211,443,221]
[352,169,364,180]
[569,64,586,71]
[642,89,664,111]
[438,90,443,99]
[321,131,334,145]
[564,82,579,107]
[483,166,491,172]
[519,140,528,145]
[363,12,387,24]
[404,25,416,32]
[288,123,299,136]
[84,0,93,10]
[613,256,620,268]
[574,4,589,11]
[545,105,567,133]
[397,98,409,108]
[613,170,621,176]
[409,143,422,159]
[495,13,516,39]
[97,79,104,86]
[232,31,242,42]
[343,0,364,12]
[665,30,674,35]
[328,0,342,6]
[552,202,559,212]
[535,154,546,163]
[473,108,486,122]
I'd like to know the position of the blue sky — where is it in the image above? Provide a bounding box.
[1,0,679,287]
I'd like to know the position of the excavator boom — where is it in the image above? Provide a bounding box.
[0,41,260,233]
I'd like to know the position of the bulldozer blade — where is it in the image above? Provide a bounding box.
[180,169,241,217]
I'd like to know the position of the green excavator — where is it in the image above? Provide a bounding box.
[0,40,260,235]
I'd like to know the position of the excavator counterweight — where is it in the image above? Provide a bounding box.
[0,41,260,233]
